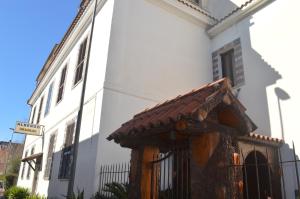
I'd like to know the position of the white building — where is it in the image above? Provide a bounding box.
[17,0,300,198]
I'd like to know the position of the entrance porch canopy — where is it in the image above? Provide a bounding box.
[108,78,257,148]
[21,153,43,171]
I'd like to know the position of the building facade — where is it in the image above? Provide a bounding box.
[0,142,24,175]
[17,0,300,198]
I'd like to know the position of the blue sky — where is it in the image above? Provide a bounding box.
[0,0,80,142]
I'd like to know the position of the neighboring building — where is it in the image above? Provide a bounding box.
[0,142,24,175]
[17,0,300,198]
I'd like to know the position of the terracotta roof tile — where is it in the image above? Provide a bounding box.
[210,0,255,27]
[247,132,283,144]
[108,78,244,141]
[177,0,218,21]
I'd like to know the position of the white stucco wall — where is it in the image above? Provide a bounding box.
[105,0,212,102]
[97,0,213,164]
[211,0,300,197]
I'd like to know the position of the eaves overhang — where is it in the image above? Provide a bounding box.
[160,0,217,26]
[238,132,283,147]
[207,0,274,38]
[27,0,107,106]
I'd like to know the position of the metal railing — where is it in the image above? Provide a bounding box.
[98,163,130,197]
[150,148,190,199]
[98,144,300,199]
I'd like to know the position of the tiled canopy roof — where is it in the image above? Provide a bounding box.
[21,153,43,162]
[108,78,257,145]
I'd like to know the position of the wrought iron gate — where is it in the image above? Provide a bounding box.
[150,148,191,199]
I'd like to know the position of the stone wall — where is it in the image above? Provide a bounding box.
[189,133,242,199]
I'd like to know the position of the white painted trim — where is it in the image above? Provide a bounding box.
[207,0,274,38]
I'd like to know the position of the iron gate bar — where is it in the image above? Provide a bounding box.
[168,154,171,199]
[113,164,116,183]
[280,160,300,164]
[116,164,119,182]
[163,152,166,194]
[150,156,154,199]
[266,147,273,198]
[173,152,175,199]
[220,160,300,167]
[181,150,183,199]
[241,149,249,199]
[99,166,103,192]
[157,153,160,199]
[293,142,300,194]
[278,148,287,199]
[186,152,189,199]
[254,147,261,199]
[176,151,179,199]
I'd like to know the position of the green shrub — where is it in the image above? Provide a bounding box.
[4,174,17,189]
[25,194,47,199]
[64,189,84,199]
[4,186,30,199]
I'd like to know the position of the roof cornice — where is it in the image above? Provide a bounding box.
[27,0,107,105]
[207,0,274,38]
[160,0,217,26]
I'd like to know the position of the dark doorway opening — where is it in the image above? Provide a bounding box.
[243,151,272,199]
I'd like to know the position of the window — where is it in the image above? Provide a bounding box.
[45,82,54,116]
[221,49,235,86]
[36,97,44,124]
[74,38,88,85]
[44,134,56,179]
[31,107,36,124]
[57,66,67,103]
[27,147,35,179]
[212,38,245,88]
[21,151,28,179]
[58,121,75,179]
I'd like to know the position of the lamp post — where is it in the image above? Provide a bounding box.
[4,128,15,175]
[67,0,98,196]
[274,87,290,141]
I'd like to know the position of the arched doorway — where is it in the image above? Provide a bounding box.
[243,151,272,199]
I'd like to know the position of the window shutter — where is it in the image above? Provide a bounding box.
[65,122,75,147]
[44,134,56,179]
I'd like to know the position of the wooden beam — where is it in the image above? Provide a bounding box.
[27,161,36,171]
[186,121,238,135]
[141,146,159,199]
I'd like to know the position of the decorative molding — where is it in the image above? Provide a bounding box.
[158,0,216,25]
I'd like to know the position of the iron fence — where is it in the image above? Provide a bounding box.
[98,163,130,197]
[98,145,300,199]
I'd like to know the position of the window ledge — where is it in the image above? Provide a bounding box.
[72,79,83,90]
[58,178,70,181]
